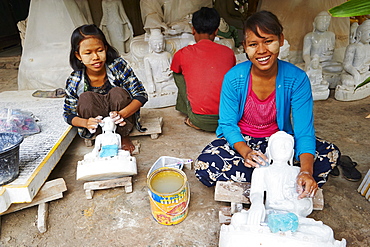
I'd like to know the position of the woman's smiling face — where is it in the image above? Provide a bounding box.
[243,27,284,72]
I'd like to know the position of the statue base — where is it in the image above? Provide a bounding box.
[313,89,330,101]
[334,84,370,101]
[76,150,137,181]
[219,223,346,247]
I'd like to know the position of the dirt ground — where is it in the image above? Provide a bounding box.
[0,53,369,247]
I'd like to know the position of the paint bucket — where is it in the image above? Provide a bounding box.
[147,167,189,225]
[0,132,23,186]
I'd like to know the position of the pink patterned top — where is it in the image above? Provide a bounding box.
[238,77,279,138]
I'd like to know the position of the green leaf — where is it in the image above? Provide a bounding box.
[329,0,370,17]
[354,76,370,91]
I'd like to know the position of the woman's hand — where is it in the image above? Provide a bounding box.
[244,150,269,168]
[296,171,318,199]
[109,111,126,126]
[233,141,268,168]
[87,116,103,133]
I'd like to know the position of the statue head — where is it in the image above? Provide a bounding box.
[100,116,117,133]
[313,11,331,32]
[148,29,165,53]
[266,131,294,166]
[356,20,370,45]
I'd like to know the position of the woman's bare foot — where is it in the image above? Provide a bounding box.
[121,136,135,155]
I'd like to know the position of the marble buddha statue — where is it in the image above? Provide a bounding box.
[335,20,370,101]
[303,11,343,75]
[218,131,346,247]
[143,29,177,108]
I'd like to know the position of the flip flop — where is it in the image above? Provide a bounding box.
[184,117,201,130]
[339,155,362,182]
[32,88,66,98]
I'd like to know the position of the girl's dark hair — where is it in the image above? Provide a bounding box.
[192,7,220,35]
[243,10,283,39]
[69,24,119,71]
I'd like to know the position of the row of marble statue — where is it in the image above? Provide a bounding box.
[136,9,370,104]
[301,12,370,101]
[106,5,370,104]
[17,0,370,105]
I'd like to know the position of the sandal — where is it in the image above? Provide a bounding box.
[329,166,340,177]
[32,88,66,98]
[338,155,362,182]
[184,117,201,130]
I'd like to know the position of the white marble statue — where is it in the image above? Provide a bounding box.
[278,39,290,62]
[335,20,370,101]
[303,11,342,73]
[219,131,346,247]
[306,54,330,101]
[247,131,313,223]
[100,0,134,54]
[18,0,88,90]
[303,11,343,89]
[129,0,213,65]
[139,0,212,35]
[76,117,137,181]
[143,30,178,108]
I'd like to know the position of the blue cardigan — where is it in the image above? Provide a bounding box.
[216,59,316,159]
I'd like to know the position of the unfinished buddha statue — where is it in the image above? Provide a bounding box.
[219,131,346,247]
[77,117,137,181]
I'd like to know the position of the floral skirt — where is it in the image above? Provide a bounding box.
[194,135,340,188]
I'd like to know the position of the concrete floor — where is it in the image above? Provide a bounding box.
[0,52,369,247]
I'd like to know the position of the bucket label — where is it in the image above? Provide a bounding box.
[150,188,187,204]
[147,168,189,225]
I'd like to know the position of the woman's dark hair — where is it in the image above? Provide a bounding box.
[192,7,220,35]
[69,24,119,71]
[243,10,283,39]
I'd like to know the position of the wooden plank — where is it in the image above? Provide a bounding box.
[37,202,49,233]
[83,177,132,190]
[0,178,67,215]
[83,177,132,199]
[214,181,251,204]
[130,117,163,139]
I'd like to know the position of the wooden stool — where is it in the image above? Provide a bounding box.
[84,176,133,199]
